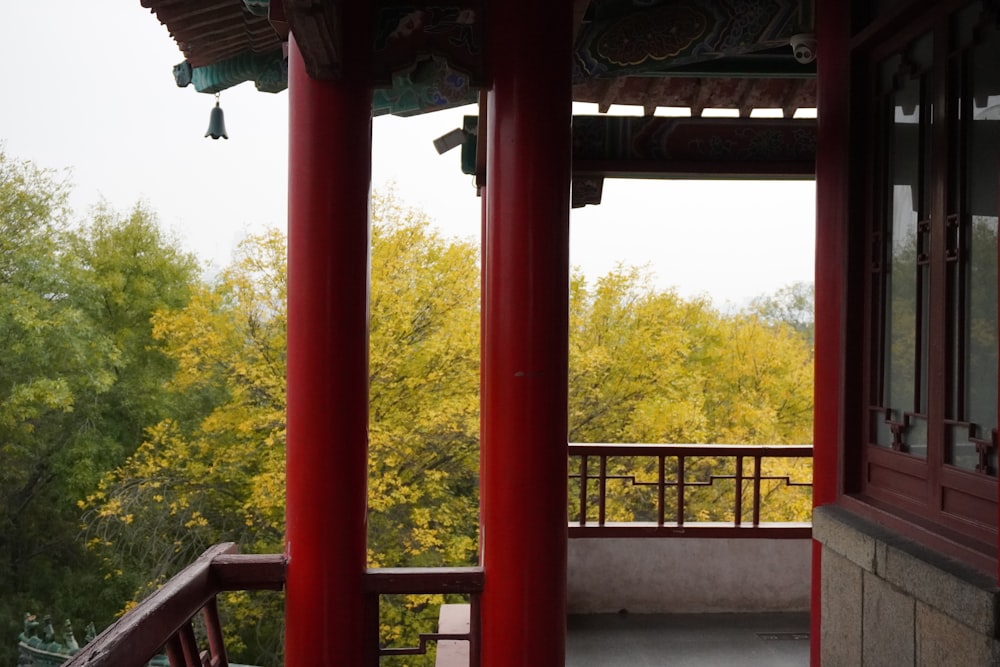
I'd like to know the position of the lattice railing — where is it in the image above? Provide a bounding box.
[364,567,484,665]
[66,445,809,666]
[62,545,484,667]
[569,443,813,538]
[64,543,286,667]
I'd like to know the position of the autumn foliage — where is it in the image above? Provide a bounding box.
[0,152,813,667]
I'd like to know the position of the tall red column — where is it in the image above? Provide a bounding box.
[480,1,573,664]
[812,1,851,664]
[285,31,372,667]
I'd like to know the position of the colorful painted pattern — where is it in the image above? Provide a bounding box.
[572,115,815,164]
[175,50,288,94]
[372,3,487,88]
[574,0,802,81]
[372,57,476,116]
[596,5,710,67]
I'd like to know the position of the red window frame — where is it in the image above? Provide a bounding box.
[847,0,999,571]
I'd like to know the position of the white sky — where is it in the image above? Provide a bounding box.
[1,1,815,308]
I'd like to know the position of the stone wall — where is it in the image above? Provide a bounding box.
[814,505,1000,666]
[567,536,811,614]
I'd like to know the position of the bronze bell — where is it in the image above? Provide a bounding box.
[205,96,228,140]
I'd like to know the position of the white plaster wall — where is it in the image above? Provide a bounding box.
[567,537,811,614]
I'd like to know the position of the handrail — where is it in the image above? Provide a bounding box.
[67,444,809,666]
[364,566,484,666]
[569,443,813,538]
[64,543,286,667]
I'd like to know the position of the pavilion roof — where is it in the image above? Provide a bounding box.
[140,0,816,116]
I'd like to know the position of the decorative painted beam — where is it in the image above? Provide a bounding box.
[371,3,487,88]
[173,49,288,94]
[281,2,487,88]
[461,115,816,202]
[372,56,477,116]
[574,0,810,82]
[570,115,816,177]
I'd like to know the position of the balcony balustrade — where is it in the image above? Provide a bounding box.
[65,444,812,666]
[569,443,813,538]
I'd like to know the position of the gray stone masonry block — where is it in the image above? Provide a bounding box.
[863,571,915,666]
[882,541,999,638]
[916,602,1000,667]
[814,505,878,571]
[815,505,1000,638]
[822,546,863,667]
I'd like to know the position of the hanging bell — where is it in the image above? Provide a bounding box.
[205,94,228,140]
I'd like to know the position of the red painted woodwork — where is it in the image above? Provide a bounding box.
[285,31,373,667]
[812,0,851,663]
[480,0,573,663]
[64,544,285,667]
[850,0,998,577]
[568,443,812,538]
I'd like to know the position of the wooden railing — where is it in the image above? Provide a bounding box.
[68,445,809,666]
[569,443,813,538]
[64,543,286,667]
[64,544,482,667]
[365,567,484,665]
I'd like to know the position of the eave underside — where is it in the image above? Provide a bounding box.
[140,0,817,116]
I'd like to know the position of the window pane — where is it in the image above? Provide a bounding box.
[952,19,1000,473]
[877,43,931,457]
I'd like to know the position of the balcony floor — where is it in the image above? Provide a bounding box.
[566,612,810,666]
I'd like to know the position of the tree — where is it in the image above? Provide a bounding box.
[0,157,120,662]
[748,281,814,346]
[569,269,814,448]
[367,190,480,570]
[88,193,481,664]
[569,265,716,445]
[61,203,201,457]
[0,151,204,666]
[0,153,111,658]
[88,199,814,665]
[568,270,814,524]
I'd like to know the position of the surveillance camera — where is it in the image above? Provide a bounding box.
[790,33,817,65]
[433,128,467,155]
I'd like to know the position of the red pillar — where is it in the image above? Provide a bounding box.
[480,1,573,664]
[285,32,373,667]
[812,1,851,664]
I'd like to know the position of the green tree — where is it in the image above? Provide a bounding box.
[0,154,115,664]
[0,152,203,666]
[62,203,200,451]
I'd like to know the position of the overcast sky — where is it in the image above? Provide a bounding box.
[1,1,815,307]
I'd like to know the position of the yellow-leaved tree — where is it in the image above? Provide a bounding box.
[86,192,480,665]
[568,268,814,526]
[87,193,813,665]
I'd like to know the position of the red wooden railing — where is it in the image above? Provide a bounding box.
[364,567,484,665]
[64,543,286,667]
[569,443,813,538]
[67,445,810,666]
[63,544,482,667]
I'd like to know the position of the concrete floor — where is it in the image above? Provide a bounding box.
[566,612,810,667]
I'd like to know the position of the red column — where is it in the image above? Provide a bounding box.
[480,1,573,664]
[812,1,851,664]
[285,32,372,667]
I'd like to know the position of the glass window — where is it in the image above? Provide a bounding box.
[948,7,999,473]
